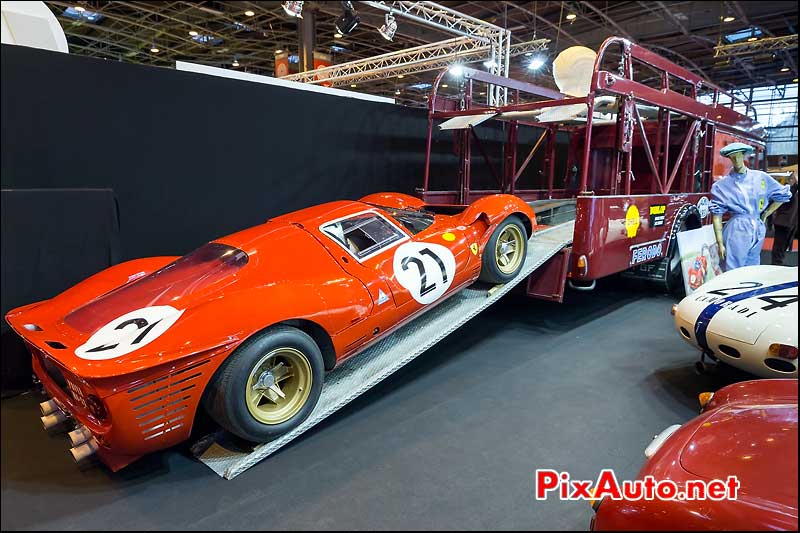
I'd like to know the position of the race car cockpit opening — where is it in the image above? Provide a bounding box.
[321,213,406,260]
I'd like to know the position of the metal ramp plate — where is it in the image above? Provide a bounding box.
[195,221,575,479]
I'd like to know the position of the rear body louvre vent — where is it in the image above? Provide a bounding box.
[127,359,211,442]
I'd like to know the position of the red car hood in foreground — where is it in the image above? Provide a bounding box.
[593,379,798,531]
[680,402,798,511]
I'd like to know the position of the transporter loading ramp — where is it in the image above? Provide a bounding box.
[194,220,575,479]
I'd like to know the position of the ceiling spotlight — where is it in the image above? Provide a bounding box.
[747,36,757,41]
[335,1,360,35]
[395,89,401,95]
[378,11,397,41]
[150,46,160,53]
[244,10,255,17]
[334,32,343,38]
[232,57,240,67]
[74,5,86,12]
[524,51,533,57]
[350,83,357,88]
[565,13,576,20]
[275,49,284,54]
[397,74,404,79]
[282,1,303,19]
[483,59,498,69]
[528,56,546,70]
[722,15,735,22]
[441,84,449,88]
[449,64,464,77]
[794,78,799,83]
[189,30,199,36]
[780,67,790,72]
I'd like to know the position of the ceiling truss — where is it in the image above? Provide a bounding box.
[282,36,549,86]
[39,1,799,105]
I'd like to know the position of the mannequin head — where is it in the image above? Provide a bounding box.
[727,151,748,174]
[720,142,755,175]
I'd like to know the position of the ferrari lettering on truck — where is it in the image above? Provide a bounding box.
[630,241,664,266]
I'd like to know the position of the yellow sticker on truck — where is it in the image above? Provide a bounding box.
[625,204,640,238]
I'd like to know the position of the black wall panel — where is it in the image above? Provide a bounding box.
[1,44,429,260]
[1,189,121,394]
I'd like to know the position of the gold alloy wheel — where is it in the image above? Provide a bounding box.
[245,347,313,425]
[495,223,525,275]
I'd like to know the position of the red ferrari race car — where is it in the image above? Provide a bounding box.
[687,255,708,291]
[6,192,536,470]
[591,379,798,531]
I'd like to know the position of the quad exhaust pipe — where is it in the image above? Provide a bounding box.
[40,409,68,431]
[69,437,99,464]
[39,399,59,416]
[68,425,93,447]
[37,397,100,468]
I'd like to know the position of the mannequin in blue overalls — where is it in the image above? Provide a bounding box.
[710,142,791,270]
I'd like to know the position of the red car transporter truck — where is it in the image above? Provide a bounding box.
[418,36,765,298]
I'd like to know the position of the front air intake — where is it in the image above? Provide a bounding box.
[764,358,796,374]
[717,345,741,358]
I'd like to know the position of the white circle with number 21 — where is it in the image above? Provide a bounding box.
[74,305,185,360]
[393,242,456,305]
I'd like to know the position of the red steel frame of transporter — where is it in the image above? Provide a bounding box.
[417,36,765,299]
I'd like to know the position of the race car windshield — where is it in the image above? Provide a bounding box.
[373,206,435,235]
[65,243,248,334]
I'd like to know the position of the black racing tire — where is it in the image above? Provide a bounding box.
[478,215,529,284]
[203,325,324,443]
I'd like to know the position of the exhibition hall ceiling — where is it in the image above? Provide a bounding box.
[47,1,798,103]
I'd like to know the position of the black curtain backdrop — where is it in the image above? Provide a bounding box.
[1,44,432,261]
[1,189,120,394]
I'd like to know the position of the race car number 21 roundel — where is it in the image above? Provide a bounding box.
[74,306,185,360]
[393,242,456,305]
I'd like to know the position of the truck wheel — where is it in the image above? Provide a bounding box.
[204,326,324,442]
[663,217,693,295]
[663,236,684,295]
[479,215,528,284]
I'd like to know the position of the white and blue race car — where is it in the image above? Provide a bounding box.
[672,265,798,379]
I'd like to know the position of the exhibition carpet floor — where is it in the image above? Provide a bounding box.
[0,274,788,531]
